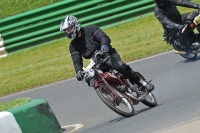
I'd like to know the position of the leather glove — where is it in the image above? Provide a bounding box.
[100,45,109,53]
[175,24,187,33]
[76,71,84,81]
[175,24,185,31]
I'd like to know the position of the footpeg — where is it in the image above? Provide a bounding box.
[191,42,200,51]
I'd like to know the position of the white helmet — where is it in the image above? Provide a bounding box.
[60,16,81,40]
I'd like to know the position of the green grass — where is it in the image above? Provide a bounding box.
[0,0,61,19]
[0,97,31,111]
[0,0,200,110]
[0,0,61,110]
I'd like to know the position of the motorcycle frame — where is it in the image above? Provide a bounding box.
[92,67,130,104]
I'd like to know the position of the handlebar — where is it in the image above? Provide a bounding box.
[92,50,110,63]
[81,69,92,74]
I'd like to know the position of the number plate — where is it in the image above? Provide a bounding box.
[83,59,95,71]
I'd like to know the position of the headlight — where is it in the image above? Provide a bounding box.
[87,69,95,78]
[85,69,95,83]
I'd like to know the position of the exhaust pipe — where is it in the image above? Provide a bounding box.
[174,50,185,54]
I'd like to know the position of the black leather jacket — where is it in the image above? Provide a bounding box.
[69,25,115,73]
[154,0,199,29]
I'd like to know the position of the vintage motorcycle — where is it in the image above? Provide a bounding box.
[163,10,200,60]
[81,50,157,117]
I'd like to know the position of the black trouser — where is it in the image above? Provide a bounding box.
[164,12,196,50]
[110,52,132,78]
[86,51,141,87]
[165,28,195,50]
[109,51,142,85]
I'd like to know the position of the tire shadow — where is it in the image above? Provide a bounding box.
[109,103,162,123]
[179,55,200,63]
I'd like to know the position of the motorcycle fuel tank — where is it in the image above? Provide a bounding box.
[102,72,121,84]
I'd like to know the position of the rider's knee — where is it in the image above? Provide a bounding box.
[116,63,133,78]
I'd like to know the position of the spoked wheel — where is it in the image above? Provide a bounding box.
[173,40,197,60]
[141,92,157,107]
[96,83,135,117]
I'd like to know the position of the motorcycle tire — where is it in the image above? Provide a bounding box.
[141,92,157,107]
[96,83,135,117]
[172,40,197,60]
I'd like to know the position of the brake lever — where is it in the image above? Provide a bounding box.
[102,54,110,62]
[94,50,104,58]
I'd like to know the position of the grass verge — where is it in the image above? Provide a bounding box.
[0,97,31,111]
[0,0,61,19]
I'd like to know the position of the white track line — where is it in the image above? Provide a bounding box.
[62,124,83,133]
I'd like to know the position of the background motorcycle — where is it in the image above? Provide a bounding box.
[81,50,157,117]
[163,9,200,60]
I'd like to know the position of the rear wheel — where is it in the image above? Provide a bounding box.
[141,92,157,107]
[96,83,135,117]
[173,40,197,60]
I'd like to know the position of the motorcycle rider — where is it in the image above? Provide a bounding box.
[60,15,154,92]
[154,0,200,54]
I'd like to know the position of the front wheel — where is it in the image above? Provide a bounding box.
[141,92,157,107]
[172,40,197,60]
[96,83,135,117]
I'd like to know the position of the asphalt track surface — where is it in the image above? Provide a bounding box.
[1,51,200,133]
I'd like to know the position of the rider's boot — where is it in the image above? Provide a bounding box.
[129,72,154,92]
[139,80,154,92]
[186,36,199,54]
[162,34,167,41]
[162,30,168,42]
[191,42,200,51]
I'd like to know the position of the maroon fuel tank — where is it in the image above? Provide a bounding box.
[102,72,122,84]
